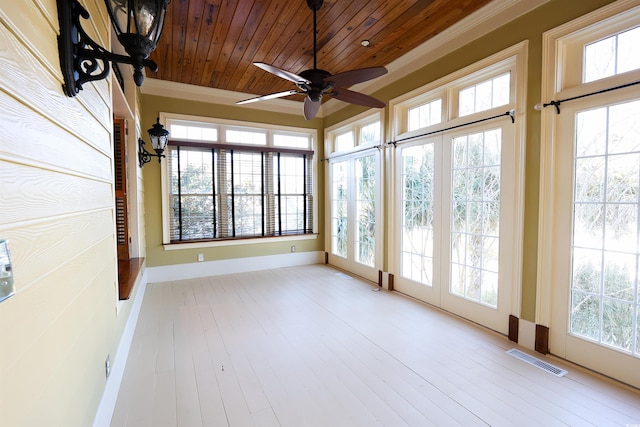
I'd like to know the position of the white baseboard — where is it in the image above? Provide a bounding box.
[93,269,148,427]
[146,251,325,283]
[518,318,536,350]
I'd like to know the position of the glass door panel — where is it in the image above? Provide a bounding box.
[355,156,376,267]
[394,139,442,305]
[549,96,640,389]
[401,143,435,284]
[328,153,380,282]
[571,100,640,354]
[330,161,348,259]
[449,129,501,308]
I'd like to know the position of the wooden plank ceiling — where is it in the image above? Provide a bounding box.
[149,0,492,99]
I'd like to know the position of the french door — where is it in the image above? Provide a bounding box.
[537,2,640,388]
[548,95,640,388]
[328,151,381,282]
[394,121,518,334]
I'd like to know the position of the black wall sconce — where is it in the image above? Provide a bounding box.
[57,0,170,97]
[139,118,170,167]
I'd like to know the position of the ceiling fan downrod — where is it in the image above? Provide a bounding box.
[307,0,323,70]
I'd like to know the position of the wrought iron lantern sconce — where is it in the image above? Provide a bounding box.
[139,118,169,167]
[56,0,170,97]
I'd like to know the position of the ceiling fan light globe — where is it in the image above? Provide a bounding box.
[303,97,321,120]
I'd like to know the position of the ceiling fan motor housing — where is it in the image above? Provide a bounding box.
[298,68,333,101]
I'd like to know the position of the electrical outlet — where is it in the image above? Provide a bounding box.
[105,355,111,379]
[198,253,204,262]
[291,245,296,253]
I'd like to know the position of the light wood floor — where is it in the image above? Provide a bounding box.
[111,264,640,426]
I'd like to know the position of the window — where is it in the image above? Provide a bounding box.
[163,117,314,243]
[274,133,311,149]
[584,26,640,83]
[334,131,354,152]
[408,98,442,131]
[360,121,381,145]
[393,55,516,138]
[459,72,510,117]
[226,128,266,145]
[169,121,218,141]
[329,115,381,154]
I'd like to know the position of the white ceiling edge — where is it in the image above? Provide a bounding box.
[141,0,551,119]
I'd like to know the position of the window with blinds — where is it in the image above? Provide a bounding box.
[166,140,314,243]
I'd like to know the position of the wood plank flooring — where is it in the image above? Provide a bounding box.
[111,265,640,426]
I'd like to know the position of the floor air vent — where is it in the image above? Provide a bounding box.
[506,349,568,377]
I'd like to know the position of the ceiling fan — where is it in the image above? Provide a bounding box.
[237,0,388,120]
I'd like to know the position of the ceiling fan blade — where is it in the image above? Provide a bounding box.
[303,97,321,120]
[326,66,388,88]
[237,89,300,105]
[330,88,386,108]
[254,62,311,85]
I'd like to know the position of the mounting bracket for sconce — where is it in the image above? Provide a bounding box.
[56,0,165,97]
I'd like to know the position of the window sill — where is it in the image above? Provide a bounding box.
[118,257,144,300]
[163,233,318,251]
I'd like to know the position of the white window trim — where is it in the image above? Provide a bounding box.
[388,41,528,319]
[536,0,640,328]
[390,41,527,139]
[325,110,383,157]
[158,112,319,249]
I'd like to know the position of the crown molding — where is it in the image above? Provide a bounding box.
[142,0,551,119]
[141,78,306,116]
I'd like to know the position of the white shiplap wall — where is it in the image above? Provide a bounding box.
[0,1,123,426]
